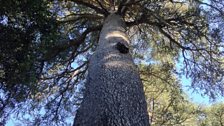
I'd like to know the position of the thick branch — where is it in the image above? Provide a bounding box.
[117,0,143,16]
[117,0,127,15]
[58,13,103,24]
[71,0,109,16]
[95,0,109,15]
[43,25,102,61]
[126,13,159,27]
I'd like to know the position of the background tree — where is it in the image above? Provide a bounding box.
[140,63,198,126]
[0,0,224,125]
[196,103,224,126]
[0,0,59,122]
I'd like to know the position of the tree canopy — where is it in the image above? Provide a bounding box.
[0,0,224,125]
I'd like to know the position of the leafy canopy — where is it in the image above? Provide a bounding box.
[0,0,224,125]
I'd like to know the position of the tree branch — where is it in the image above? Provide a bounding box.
[117,0,143,16]
[95,0,109,15]
[71,0,109,16]
[57,13,103,24]
[43,25,102,61]
[194,0,224,16]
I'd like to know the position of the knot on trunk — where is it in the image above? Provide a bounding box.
[116,41,129,54]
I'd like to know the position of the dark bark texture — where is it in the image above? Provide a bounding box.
[73,14,149,126]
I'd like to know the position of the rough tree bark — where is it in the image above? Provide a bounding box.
[73,13,150,126]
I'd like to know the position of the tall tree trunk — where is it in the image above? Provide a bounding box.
[73,14,150,126]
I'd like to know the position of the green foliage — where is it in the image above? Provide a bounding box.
[0,0,224,125]
[196,103,224,126]
[0,0,59,107]
[140,63,198,125]
[140,63,224,126]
